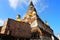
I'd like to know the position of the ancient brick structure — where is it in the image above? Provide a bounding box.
[0,1,59,40]
[23,1,59,40]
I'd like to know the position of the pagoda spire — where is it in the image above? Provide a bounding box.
[29,1,36,11]
[45,21,49,26]
[29,1,34,7]
[23,1,40,24]
[23,1,39,21]
[16,14,21,22]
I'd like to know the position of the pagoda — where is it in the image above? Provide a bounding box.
[0,1,59,40]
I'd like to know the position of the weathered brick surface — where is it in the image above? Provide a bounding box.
[0,27,2,32]
[5,18,31,38]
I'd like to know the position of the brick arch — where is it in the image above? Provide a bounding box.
[31,27,42,36]
[37,28,42,35]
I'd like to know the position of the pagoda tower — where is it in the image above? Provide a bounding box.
[23,1,53,40]
[23,1,39,28]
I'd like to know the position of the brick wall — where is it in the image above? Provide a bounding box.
[3,18,31,38]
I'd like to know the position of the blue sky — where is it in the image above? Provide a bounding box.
[0,0,60,35]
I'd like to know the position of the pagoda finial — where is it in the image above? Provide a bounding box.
[45,21,49,26]
[29,0,34,7]
[28,0,36,12]
[16,14,21,22]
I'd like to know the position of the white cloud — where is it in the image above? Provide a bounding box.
[9,0,19,9]
[8,0,38,9]
[57,34,60,40]
[38,5,48,13]
[0,19,4,26]
[36,0,48,13]
[8,0,48,13]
